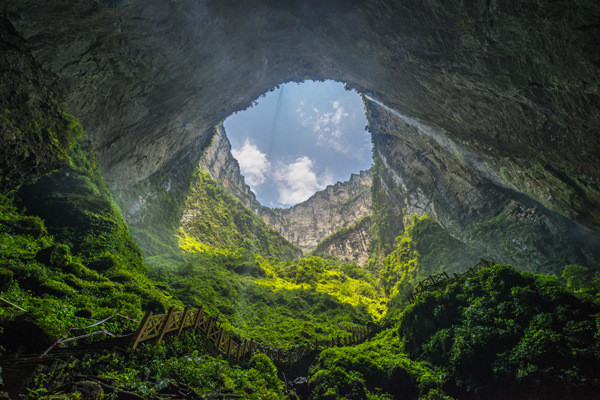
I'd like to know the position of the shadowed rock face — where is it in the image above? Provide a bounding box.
[368,99,600,273]
[3,0,599,233]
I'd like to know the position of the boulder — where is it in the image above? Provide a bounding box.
[72,380,103,400]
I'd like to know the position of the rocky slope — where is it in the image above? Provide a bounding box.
[199,125,261,212]
[312,216,371,265]
[0,17,79,191]
[179,167,302,259]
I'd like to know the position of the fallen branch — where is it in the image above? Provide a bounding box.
[0,296,26,311]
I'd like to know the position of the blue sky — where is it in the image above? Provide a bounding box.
[223,80,372,208]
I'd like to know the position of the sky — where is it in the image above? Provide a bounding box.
[223,80,372,209]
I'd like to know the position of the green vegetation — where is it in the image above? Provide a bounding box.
[0,144,175,343]
[466,201,570,274]
[0,107,83,190]
[0,141,308,397]
[306,264,600,400]
[398,265,600,399]
[309,328,450,400]
[0,120,383,397]
[28,330,285,400]
[147,242,383,348]
[16,144,145,272]
[379,213,480,314]
[181,167,301,259]
[561,264,600,300]
[3,107,600,399]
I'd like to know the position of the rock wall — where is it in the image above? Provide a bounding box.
[199,125,260,211]
[367,99,600,274]
[3,0,599,234]
[197,125,372,257]
[0,17,76,191]
[313,216,371,265]
[260,171,372,253]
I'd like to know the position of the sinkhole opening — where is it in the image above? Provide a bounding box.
[223,80,372,209]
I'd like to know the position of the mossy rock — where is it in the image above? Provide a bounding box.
[63,274,86,290]
[51,244,72,268]
[39,280,76,297]
[0,216,46,239]
[0,268,13,292]
[35,244,72,269]
[86,255,117,272]
[72,380,103,400]
[63,262,84,276]
[64,262,105,282]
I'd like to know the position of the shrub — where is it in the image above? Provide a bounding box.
[398,265,600,399]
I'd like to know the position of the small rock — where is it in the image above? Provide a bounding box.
[72,380,103,400]
[0,217,46,239]
[35,244,72,269]
[293,377,310,398]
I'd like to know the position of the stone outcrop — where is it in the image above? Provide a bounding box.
[0,17,76,191]
[260,171,372,254]
[199,125,261,212]
[2,0,599,236]
[312,216,371,265]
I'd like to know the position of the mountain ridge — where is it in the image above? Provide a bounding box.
[198,124,373,262]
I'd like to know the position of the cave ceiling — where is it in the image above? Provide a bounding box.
[3,0,599,231]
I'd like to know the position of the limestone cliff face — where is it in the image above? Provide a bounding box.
[0,17,75,191]
[367,99,600,274]
[313,216,371,265]
[199,125,260,211]
[259,171,372,254]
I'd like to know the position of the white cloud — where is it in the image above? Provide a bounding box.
[274,156,334,205]
[309,100,351,152]
[231,139,270,187]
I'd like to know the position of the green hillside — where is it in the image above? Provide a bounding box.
[180,167,302,259]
